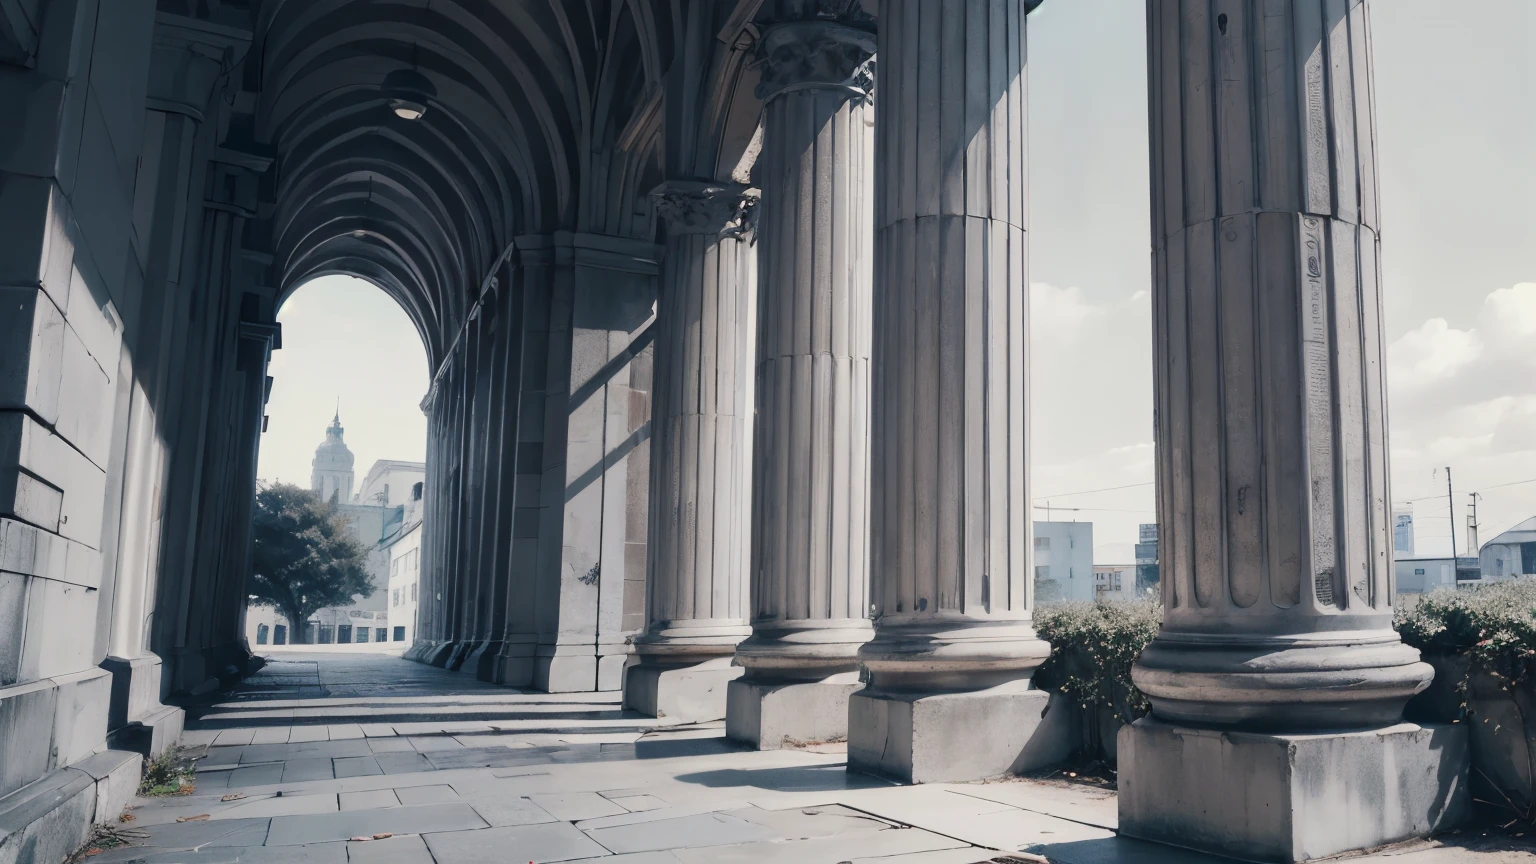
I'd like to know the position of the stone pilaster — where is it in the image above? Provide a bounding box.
[626,182,757,724]
[725,15,876,749]
[845,0,1052,785]
[1118,3,1464,859]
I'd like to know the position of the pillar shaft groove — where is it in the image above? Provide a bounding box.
[1132,0,1429,730]
[639,183,758,659]
[735,18,876,680]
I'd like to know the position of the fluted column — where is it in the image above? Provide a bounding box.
[1119,4,1463,859]
[626,183,757,723]
[724,12,876,749]
[844,0,1050,784]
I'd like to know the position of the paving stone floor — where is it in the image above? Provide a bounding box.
[91,654,1533,863]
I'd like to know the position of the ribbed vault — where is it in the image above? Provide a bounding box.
[254,0,680,368]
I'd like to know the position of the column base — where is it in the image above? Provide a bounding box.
[534,650,597,693]
[462,640,500,679]
[725,674,861,749]
[494,640,537,687]
[847,683,1069,783]
[1118,717,1469,862]
[625,657,743,724]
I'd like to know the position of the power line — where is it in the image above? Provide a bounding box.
[1032,481,1154,501]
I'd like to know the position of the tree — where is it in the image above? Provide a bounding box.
[249,482,375,644]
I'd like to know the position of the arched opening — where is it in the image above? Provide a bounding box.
[245,274,430,652]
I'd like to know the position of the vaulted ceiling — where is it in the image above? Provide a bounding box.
[248,0,695,365]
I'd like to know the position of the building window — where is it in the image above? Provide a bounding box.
[319,625,335,644]
[356,627,369,643]
[274,624,287,645]
[411,583,417,601]
[256,624,269,645]
[1414,568,1426,575]
[338,624,352,643]
[393,588,400,607]
[394,626,406,642]
[376,628,387,642]
[1034,537,1050,550]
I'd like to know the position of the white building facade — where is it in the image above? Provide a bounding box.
[1094,564,1139,603]
[1033,521,1095,603]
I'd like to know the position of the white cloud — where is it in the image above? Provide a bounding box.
[1388,318,1482,386]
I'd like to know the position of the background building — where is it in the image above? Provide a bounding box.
[1034,521,1095,603]
[1094,564,1138,602]
[385,483,425,645]
[1479,516,1536,581]
[1394,505,1415,556]
[311,411,355,504]
[355,459,426,507]
[1134,523,1159,596]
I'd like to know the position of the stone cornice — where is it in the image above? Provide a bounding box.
[754,20,875,103]
[147,12,252,121]
[651,181,759,239]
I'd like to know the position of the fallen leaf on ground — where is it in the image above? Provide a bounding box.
[372,833,392,840]
[176,814,210,822]
[118,813,135,823]
[349,836,373,842]
[220,794,246,802]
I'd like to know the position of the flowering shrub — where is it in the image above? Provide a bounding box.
[1396,579,1536,685]
[1034,599,1162,764]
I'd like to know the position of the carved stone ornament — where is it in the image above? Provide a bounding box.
[754,21,876,103]
[651,182,759,239]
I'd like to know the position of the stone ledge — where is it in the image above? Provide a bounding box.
[1118,718,1469,863]
[0,749,140,864]
[625,658,743,724]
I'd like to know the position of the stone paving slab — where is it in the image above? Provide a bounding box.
[344,834,435,864]
[394,783,456,805]
[585,810,780,854]
[213,792,338,819]
[461,793,558,827]
[281,758,336,783]
[340,789,400,811]
[530,791,628,820]
[333,756,383,778]
[422,821,610,863]
[265,801,487,845]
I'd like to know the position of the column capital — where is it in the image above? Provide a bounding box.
[651,181,758,238]
[148,12,252,121]
[754,20,875,103]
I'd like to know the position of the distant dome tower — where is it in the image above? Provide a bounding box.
[311,409,355,504]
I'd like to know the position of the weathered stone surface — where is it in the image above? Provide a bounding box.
[847,686,1063,784]
[1118,718,1469,862]
[0,764,95,864]
[0,678,58,798]
[625,659,743,725]
[725,677,860,749]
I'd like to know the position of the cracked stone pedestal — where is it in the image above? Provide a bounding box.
[626,656,743,725]
[1120,719,1468,863]
[848,681,1056,784]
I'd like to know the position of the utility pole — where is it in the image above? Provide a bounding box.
[1467,492,1480,553]
[1446,466,1456,561]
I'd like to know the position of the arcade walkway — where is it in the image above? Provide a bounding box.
[84,655,1517,864]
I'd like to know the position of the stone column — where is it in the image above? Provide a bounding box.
[626,182,757,724]
[1118,3,1465,860]
[724,15,876,749]
[845,0,1051,785]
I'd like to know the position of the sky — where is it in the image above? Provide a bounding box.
[259,0,1535,563]
[255,277,430,491]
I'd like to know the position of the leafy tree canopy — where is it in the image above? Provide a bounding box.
[249,482,374,644]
